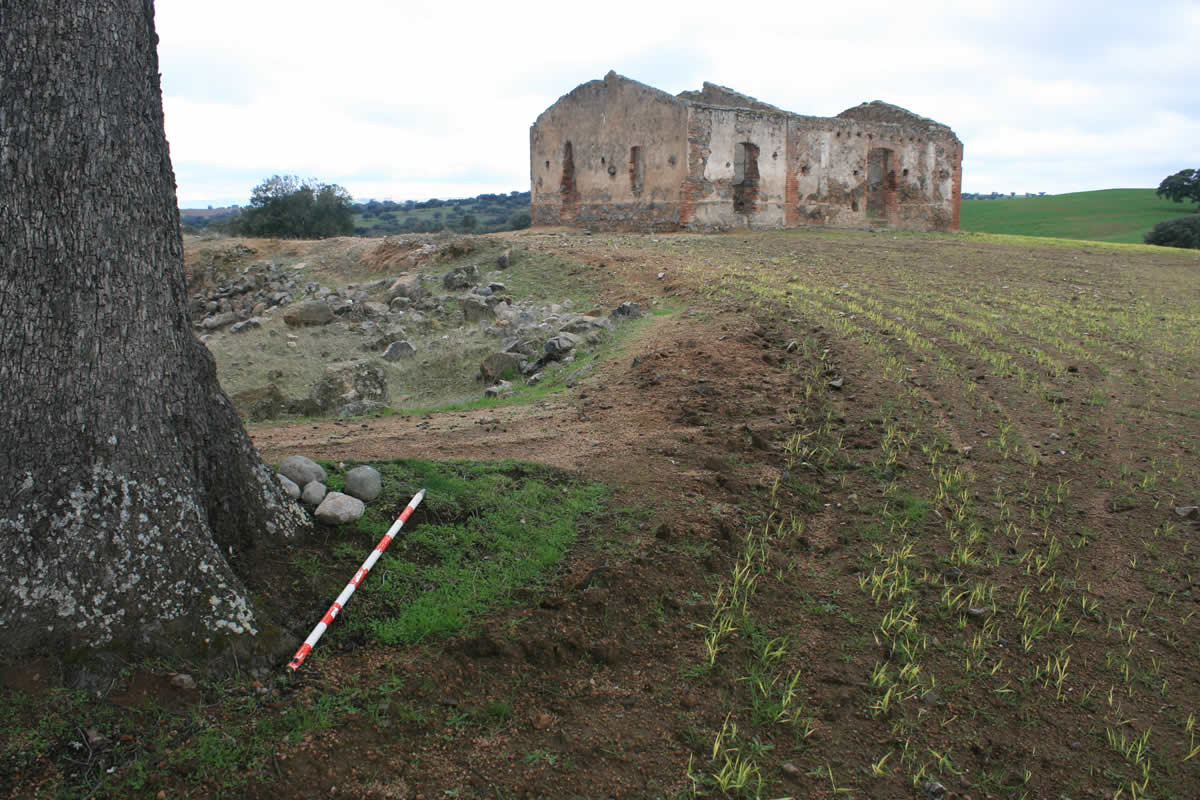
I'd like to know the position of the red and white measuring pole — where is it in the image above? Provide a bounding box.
[287,488,426,672]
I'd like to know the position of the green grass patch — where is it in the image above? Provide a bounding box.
[961,188,1195,244]
[300,458,610,646]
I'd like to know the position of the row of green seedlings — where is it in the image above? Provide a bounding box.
[687,517,816,798]
[698,250,1186,795]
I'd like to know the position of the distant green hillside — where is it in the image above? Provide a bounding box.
[960,188,1195,244]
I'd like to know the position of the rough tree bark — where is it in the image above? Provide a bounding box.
[0,0,310,674]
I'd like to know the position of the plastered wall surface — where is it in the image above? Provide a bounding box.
[531,73,962,233]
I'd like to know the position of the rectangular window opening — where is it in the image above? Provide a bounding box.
[630,146,644,196]
[733,142,760,214]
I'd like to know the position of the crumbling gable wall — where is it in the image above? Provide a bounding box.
[529,72,689,231]
[530,74,962,233]
[681,105,790,229]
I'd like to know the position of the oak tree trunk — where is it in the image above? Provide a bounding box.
[0,0,309,674]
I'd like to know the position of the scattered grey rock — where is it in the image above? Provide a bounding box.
[278,474,301,499]
[559,315,610,334]
[924,781,946,800]
[301,481,327,506]
[780,762,801,778]
[329,298,355,315]
[461,295,494,323]
[611,301,642,319]
[544,332,580,358]
[362,301,390,316]
[344,465,382,502]
[169,673,197,691]
[480,352,522,382]
[283,301,334,327]
[496,248,510,269]
[485,380,513,398]
[314,492,366,525]
[229,317,264,334]
[488,282,507,293]
[1175,506,1199,520]
[279,455,327,487]
[382,340,417,361]
[442,264,480,290]
[386,274,424,302]
[311,360,389,416]
[828,376,844,390]
[966,606,989,618]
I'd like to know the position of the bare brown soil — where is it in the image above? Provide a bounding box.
[8,229,1199,799]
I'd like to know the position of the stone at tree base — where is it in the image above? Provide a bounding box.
[277,474,301,499]
[301,481,327,506]
[282,301,334,327]
[344,465,382,502]
[279,455,327,487]
[315,492,366,525]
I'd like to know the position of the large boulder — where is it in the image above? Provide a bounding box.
[314,492,366,525]
[543,332,580,359]
[279,455,326,487]
[382,340,416,361]
[480,352,522,383]
[311,360,389,417]
[461,295,494,323]
[386,274,424,302]
[611,301,642,320]
[283,301,334,327]
[344,465,382,502]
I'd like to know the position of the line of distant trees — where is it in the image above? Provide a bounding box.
[962,192,1047,200]
[180,184,533,237]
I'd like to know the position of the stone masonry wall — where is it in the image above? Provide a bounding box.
[530,72,689,231]
[531,75,962,233]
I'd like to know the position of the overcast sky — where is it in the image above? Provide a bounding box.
[155,0,1200,208]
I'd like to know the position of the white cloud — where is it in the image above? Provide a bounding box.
[154,0,1200,205]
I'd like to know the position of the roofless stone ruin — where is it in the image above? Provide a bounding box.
[531,71,963,232]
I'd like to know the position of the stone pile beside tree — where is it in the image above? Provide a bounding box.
[277,456,381,525]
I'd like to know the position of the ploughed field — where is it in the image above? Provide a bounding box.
[5,228,1199,799]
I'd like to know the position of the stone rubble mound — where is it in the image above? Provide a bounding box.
[193,251,646,418]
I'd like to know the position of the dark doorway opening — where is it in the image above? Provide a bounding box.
[732,142,760,214]
[630,146,644,196]
[560,141,578,220]
[866,147,896,221]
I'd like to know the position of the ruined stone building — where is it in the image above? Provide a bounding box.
[530,72,962,232]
